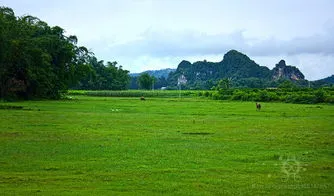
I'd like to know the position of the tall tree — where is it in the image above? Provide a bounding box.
[138,73,155,90]
[72,57,130,90]
[0,6,100,99]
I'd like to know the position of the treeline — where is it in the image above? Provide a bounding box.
[71,57,130,90]
[129,74,168,90]
[164,76,322,90]
[69,90,196,98]
[0,6,130,100]
[199,86,334,104]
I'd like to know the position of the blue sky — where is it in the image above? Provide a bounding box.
[2,0,334,80]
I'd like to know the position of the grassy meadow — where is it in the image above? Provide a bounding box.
[0,95,333,195]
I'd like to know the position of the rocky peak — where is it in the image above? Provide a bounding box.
[177,60,191,71]
[223,50,250,62]
[272,60,304,81]
[276,60,286,67]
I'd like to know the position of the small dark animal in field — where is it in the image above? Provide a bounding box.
[140,96,145,101]
[256,102,261,111]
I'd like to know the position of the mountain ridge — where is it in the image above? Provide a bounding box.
[312,75,334,86]
[167,50,305,89]
[129,50,333,89]
[130,68,176,79]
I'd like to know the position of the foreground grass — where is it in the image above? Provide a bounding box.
[0,96,333,195]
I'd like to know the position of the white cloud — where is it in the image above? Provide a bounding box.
[93,27,334,80]
[103,25,334,57]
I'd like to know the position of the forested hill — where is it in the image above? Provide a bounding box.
[167,50,305,89]
[130,68,175,78]
[318,75,334,84]
[312,75,334,87]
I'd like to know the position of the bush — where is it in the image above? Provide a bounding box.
[284,93,314,104]
[325,95,334,103]
[314,89,326,103]
[210,87,334,104]
[231,90,250,101]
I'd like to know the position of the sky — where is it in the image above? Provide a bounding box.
[2,0,334,80]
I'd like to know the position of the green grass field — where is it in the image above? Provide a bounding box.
[0,96,333,195]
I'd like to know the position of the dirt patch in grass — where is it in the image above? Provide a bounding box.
[0,105,37,111]
[0,105,24,110]
[0,132,21,137]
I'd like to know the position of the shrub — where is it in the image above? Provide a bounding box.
[210,87,334,104]
[204,91,211,97]
[314,89,326,103]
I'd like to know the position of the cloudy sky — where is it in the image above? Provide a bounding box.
[2,0,334,80]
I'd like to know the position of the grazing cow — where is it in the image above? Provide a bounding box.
[140,96,145,101]
[256,102,261,111]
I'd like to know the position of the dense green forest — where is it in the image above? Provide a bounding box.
[0,6,130,100]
